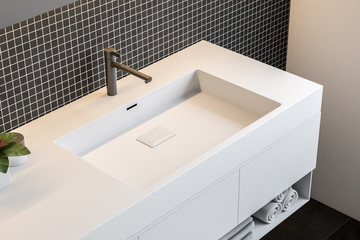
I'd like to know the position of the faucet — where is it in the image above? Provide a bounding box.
[104,47,152,96]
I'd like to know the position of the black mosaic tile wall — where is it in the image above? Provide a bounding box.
[0,0,291,133]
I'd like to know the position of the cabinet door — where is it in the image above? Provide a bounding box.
[139,172,239,240]
[238,115,320,223]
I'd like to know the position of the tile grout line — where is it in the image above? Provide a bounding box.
[324,217,352,240]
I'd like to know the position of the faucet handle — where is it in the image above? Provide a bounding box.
[104,47,120,58]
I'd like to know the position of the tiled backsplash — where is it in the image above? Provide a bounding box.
[0,0,290,133]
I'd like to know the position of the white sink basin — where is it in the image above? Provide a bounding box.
[56,70,280,190]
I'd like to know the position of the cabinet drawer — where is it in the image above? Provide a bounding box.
[139,171,239,240]
[238,115,320,222]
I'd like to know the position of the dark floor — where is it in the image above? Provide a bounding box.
[261,199,360,240]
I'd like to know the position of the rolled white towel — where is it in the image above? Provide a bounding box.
[229,222,254,240]
[242,232,254,240]
[252,202,282,224]
[282,187,299,212]
[273,187,290,203]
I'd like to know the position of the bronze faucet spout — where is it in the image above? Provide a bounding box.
[104,48,152,96]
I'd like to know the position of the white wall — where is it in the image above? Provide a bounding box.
[287,0,360,220]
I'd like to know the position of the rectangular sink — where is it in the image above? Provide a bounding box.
[56,70,280,190]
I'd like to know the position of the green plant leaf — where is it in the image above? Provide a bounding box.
[0,142,16,157]
[0,133,18,143]
[0,156,9,174]
[2,143,31,157]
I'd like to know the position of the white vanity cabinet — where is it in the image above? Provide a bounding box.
[135,115,320,240]
[139,171,239,240]
[238,115,320,223]
[1,41,323,240]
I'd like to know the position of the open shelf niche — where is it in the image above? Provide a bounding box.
[252,171,312,240]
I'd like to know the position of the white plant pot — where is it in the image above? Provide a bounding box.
[8,132,29,167]
[9,155,28,167]
[0,171,11,191]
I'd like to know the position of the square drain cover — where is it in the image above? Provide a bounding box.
[136,126,176,148]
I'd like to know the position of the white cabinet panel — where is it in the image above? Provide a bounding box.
[139,172,239,240]
[238,115,320,223]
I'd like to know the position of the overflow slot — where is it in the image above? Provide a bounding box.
[127,103,138,111]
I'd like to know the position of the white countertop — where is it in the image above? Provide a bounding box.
[0,41,322,239]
